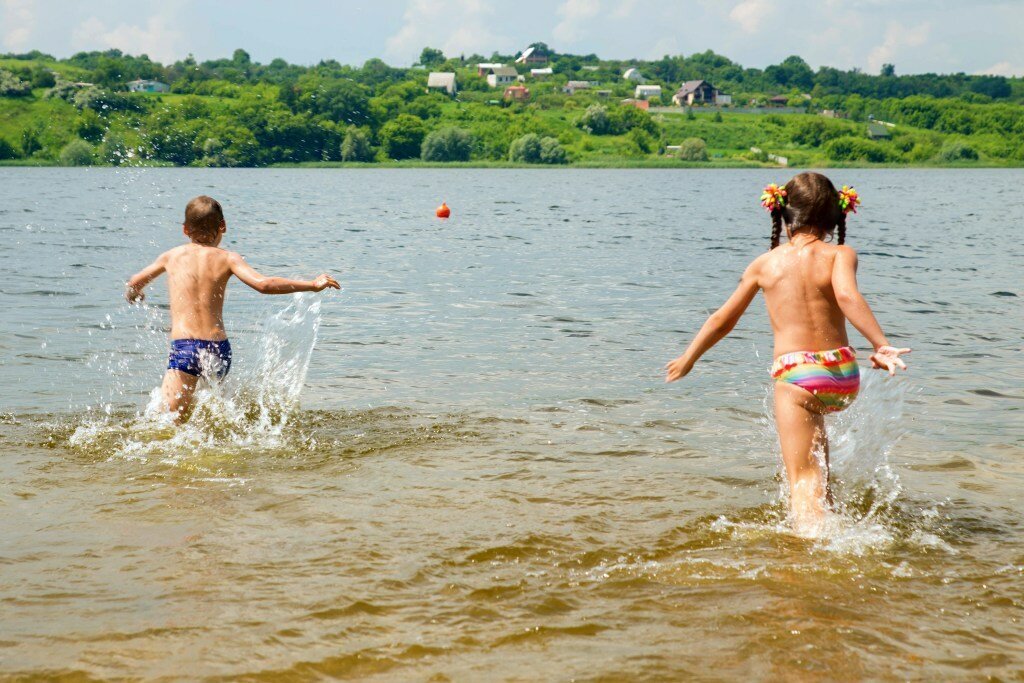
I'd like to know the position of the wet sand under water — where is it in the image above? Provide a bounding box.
[1,168,1023,680]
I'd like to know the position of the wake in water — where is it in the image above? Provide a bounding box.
[67,293,322,463]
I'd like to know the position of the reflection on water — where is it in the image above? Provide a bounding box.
[1,168,1023,679]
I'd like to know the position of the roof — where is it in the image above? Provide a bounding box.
[427,72,456,88]
[515,46,535,63]
[566,80,592,88]
[531,67,553,74]
[769,94,789,102]
[867,122,892,137]
[624,68,641,78]
[636,84,661,91]
[676,80,711,96]
[490,66,518,77]
[477,62,504,69]
[127,79,166,85]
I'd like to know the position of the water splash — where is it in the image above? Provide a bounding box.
[68,293,323,464]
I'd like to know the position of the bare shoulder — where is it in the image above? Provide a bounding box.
[744,250,772,277]
[831,243,859,262]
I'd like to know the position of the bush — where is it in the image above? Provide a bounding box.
[577,103,659,136]
[578,104,612,134]
[937,141,978,162]
[627,127,655,155]
[0,69,31,96]
[60,139,95,166]
[421,126,473,162]
[508,133,567,164]
[379,113,426,160]
[823,136,895,162]
[0,137,19,160]
[677,137,708,161]
[340,126,374,162]
[100,132,128,165]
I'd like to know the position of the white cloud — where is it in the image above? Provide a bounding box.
[553,0,600,44]
[385,0,508,65]
[610,0,640,19]
[976,61,1024,78]
[2,0,34,52]
[867,21,930,72]
[71,13,184,63]
[728,0,770,34]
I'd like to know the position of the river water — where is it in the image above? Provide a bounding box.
[1,168,1021,680]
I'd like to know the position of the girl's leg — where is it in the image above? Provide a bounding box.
[774,382,830,535]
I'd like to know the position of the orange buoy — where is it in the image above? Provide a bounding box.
[436,202,451,218]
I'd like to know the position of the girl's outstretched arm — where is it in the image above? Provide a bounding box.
[831,246,910,375]
[665,260,761,382]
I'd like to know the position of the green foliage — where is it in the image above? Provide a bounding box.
[100,131,128,164]
[627,127,655,155]
[74,109,105,143]
[0,68,31,96]
[379,113,426,159]
[421,126,473,161]
[418,47,445,67]
[823,136,896,163]
[937,141,978,162]
[676,137,708,161]
[577,103,659,136]
[508,133,567,164]
[340,126,374,162]
[713,111,723,123]
[0,136,18,159]
[59,139,94,166]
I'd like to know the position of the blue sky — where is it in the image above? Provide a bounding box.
[3,0,1023,76]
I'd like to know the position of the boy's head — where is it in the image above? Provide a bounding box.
[183,195,225,245]
[767,172,845,249]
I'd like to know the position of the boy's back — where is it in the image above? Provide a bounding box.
[162,243,234,341]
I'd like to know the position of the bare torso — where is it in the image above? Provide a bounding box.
[756,238,849,357]
[162,244,234,340]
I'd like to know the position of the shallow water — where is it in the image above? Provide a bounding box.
[1,168,1022,680]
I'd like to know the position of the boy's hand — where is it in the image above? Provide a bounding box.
[869,345,911,376]
[665,355,693,383]
[125,286,144,303]
[312,274,340,291]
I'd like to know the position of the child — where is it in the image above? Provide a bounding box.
[125,195,339,421]
[665,173,910,536]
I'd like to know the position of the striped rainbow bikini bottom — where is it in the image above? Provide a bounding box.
[770,345,860,412]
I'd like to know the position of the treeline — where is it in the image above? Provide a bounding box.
[0,46,1022,167]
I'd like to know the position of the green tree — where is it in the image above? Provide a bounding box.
[880,63,896,77]
[0,137,18,160]
[937,141,978,162]
[578,104,611,134]
[60,139,95,166]
[0,69,31,96]
[509,133,566,164]
[418,47,445,67]
[20,125,42,157]
[100,132,128,165]
[379,114,426,159]
[676,137,708,161]
[421,126,473,161]
[340,126,374,161]
[627,128,654,155]
[232,49,251,65]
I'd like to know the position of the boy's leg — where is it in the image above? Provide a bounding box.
[774,382,830,535]
[161,370,199,422]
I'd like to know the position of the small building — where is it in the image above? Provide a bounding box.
[515,46,548,65]
[531,67,553,78]
[716,94,733,105]
[634,84,662,101]
[767,94,790,107]
[485,66,519,88]
[477,62,504,76]
[672,80,720,106]
[621,98,650,110]
[503,85,530,102]
[427,72,457,96]
[867,122,892,140]
[581,65,599,72]
[595,89,612,98]
[820,109,846,119]
[623,67,646,83]
[563,80,593,94]
[127,79,169,93]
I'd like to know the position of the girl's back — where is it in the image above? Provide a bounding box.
[758,239,849,357]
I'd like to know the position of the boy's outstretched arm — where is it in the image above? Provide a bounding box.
[665,261,761,382]
[125,254,167,302]
[831,246,910,375]
[228,253,339,294]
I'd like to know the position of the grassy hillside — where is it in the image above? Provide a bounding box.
[1,48,1021,168]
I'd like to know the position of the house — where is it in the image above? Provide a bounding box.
[867,122,892,140]
[127,79,169,93]
[503,85,530,102]
[515,46,548,65]
[595,89,612,97]
[485,66,519,88]
[427,72,457,96]
[531,67,553,78]
[672,80,720,106]
[581,65,599,72]
[821,109,846,119]
[623,67,646,83]
[477,62,504,76]
[634,84,662,101]
[622,98,650,110]
[563,80,593,94]
[767,94,790,107]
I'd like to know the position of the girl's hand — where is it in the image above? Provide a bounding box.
[869,345,911,376]
[665,356,693,383]
[312,274,340,291]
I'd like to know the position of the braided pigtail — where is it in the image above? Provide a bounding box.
[836,185,859,246]
[770,209,783,249]
[836,213,846,245]
[761,183,788,250]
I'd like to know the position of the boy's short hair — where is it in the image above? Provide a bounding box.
[184,195,224,243]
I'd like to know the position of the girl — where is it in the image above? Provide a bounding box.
[665,172,910,536]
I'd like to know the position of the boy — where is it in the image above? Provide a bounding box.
[125,195,339,421]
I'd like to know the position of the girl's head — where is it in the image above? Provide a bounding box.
[762,172,858,249]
